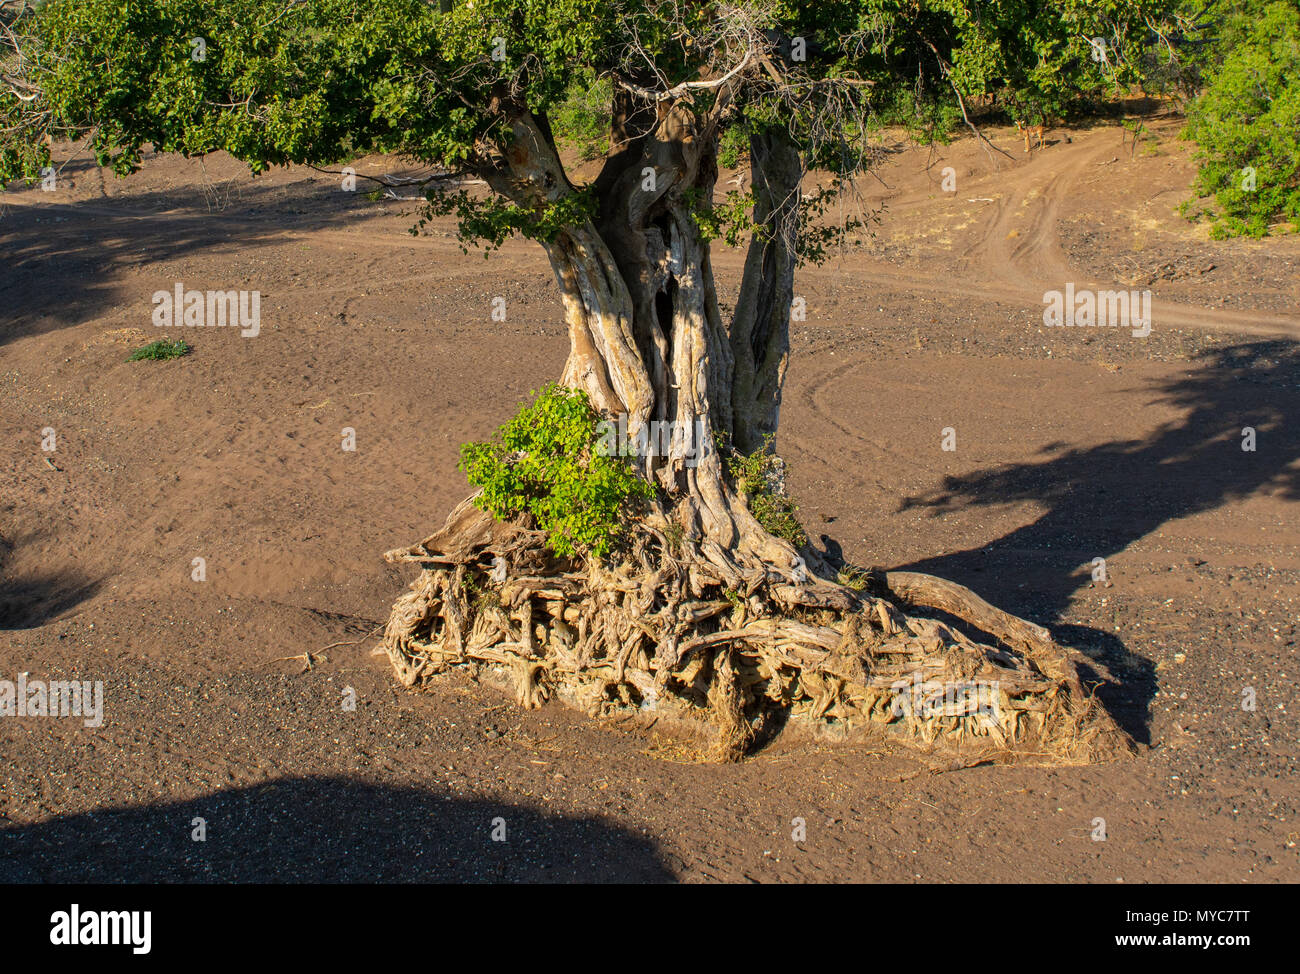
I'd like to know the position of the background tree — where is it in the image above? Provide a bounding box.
[1178,0,1300,236]
[1,0,1173,760]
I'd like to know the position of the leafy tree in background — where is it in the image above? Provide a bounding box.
[1180,0,1300,236]
[1,0,1177,758]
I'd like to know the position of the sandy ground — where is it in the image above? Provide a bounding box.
[1,109,1298,882]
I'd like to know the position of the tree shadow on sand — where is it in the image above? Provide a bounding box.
[883,340,1300,744]
[0,776,674,883]
[0,531,104,629]
[0,153,410,349]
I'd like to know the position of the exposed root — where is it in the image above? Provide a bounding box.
[382,497,1132,765]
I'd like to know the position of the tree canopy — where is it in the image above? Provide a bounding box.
[4,0,1177,211]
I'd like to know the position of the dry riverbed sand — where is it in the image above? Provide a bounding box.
[2,111,1298,882]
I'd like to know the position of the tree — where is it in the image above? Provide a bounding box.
[2,0,1162,761]
[1179,0,1300,237]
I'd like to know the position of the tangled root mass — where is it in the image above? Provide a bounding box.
[382,497,1131,764]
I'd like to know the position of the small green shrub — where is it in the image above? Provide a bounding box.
[717,126,748,169]
[462,570,500,611]
[726,435,807,549]
[128,337,190,361]
[836,564,873,592]
[459,384,654,558]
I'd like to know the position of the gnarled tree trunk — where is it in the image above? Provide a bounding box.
[483,105,804,584]
[380,104,1130,766]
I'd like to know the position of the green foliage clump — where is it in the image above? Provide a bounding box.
[459,384,654,558]
[415,187,596,254]
[128,337,190,361]
[686,186,757,247]
[551,76,613,161]
[2,0,1192,256]
[717,126,748,169]
[871,84,961,144]
[726,435,807,549]
[461,570,501,612]
[1181,1,1300,237]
